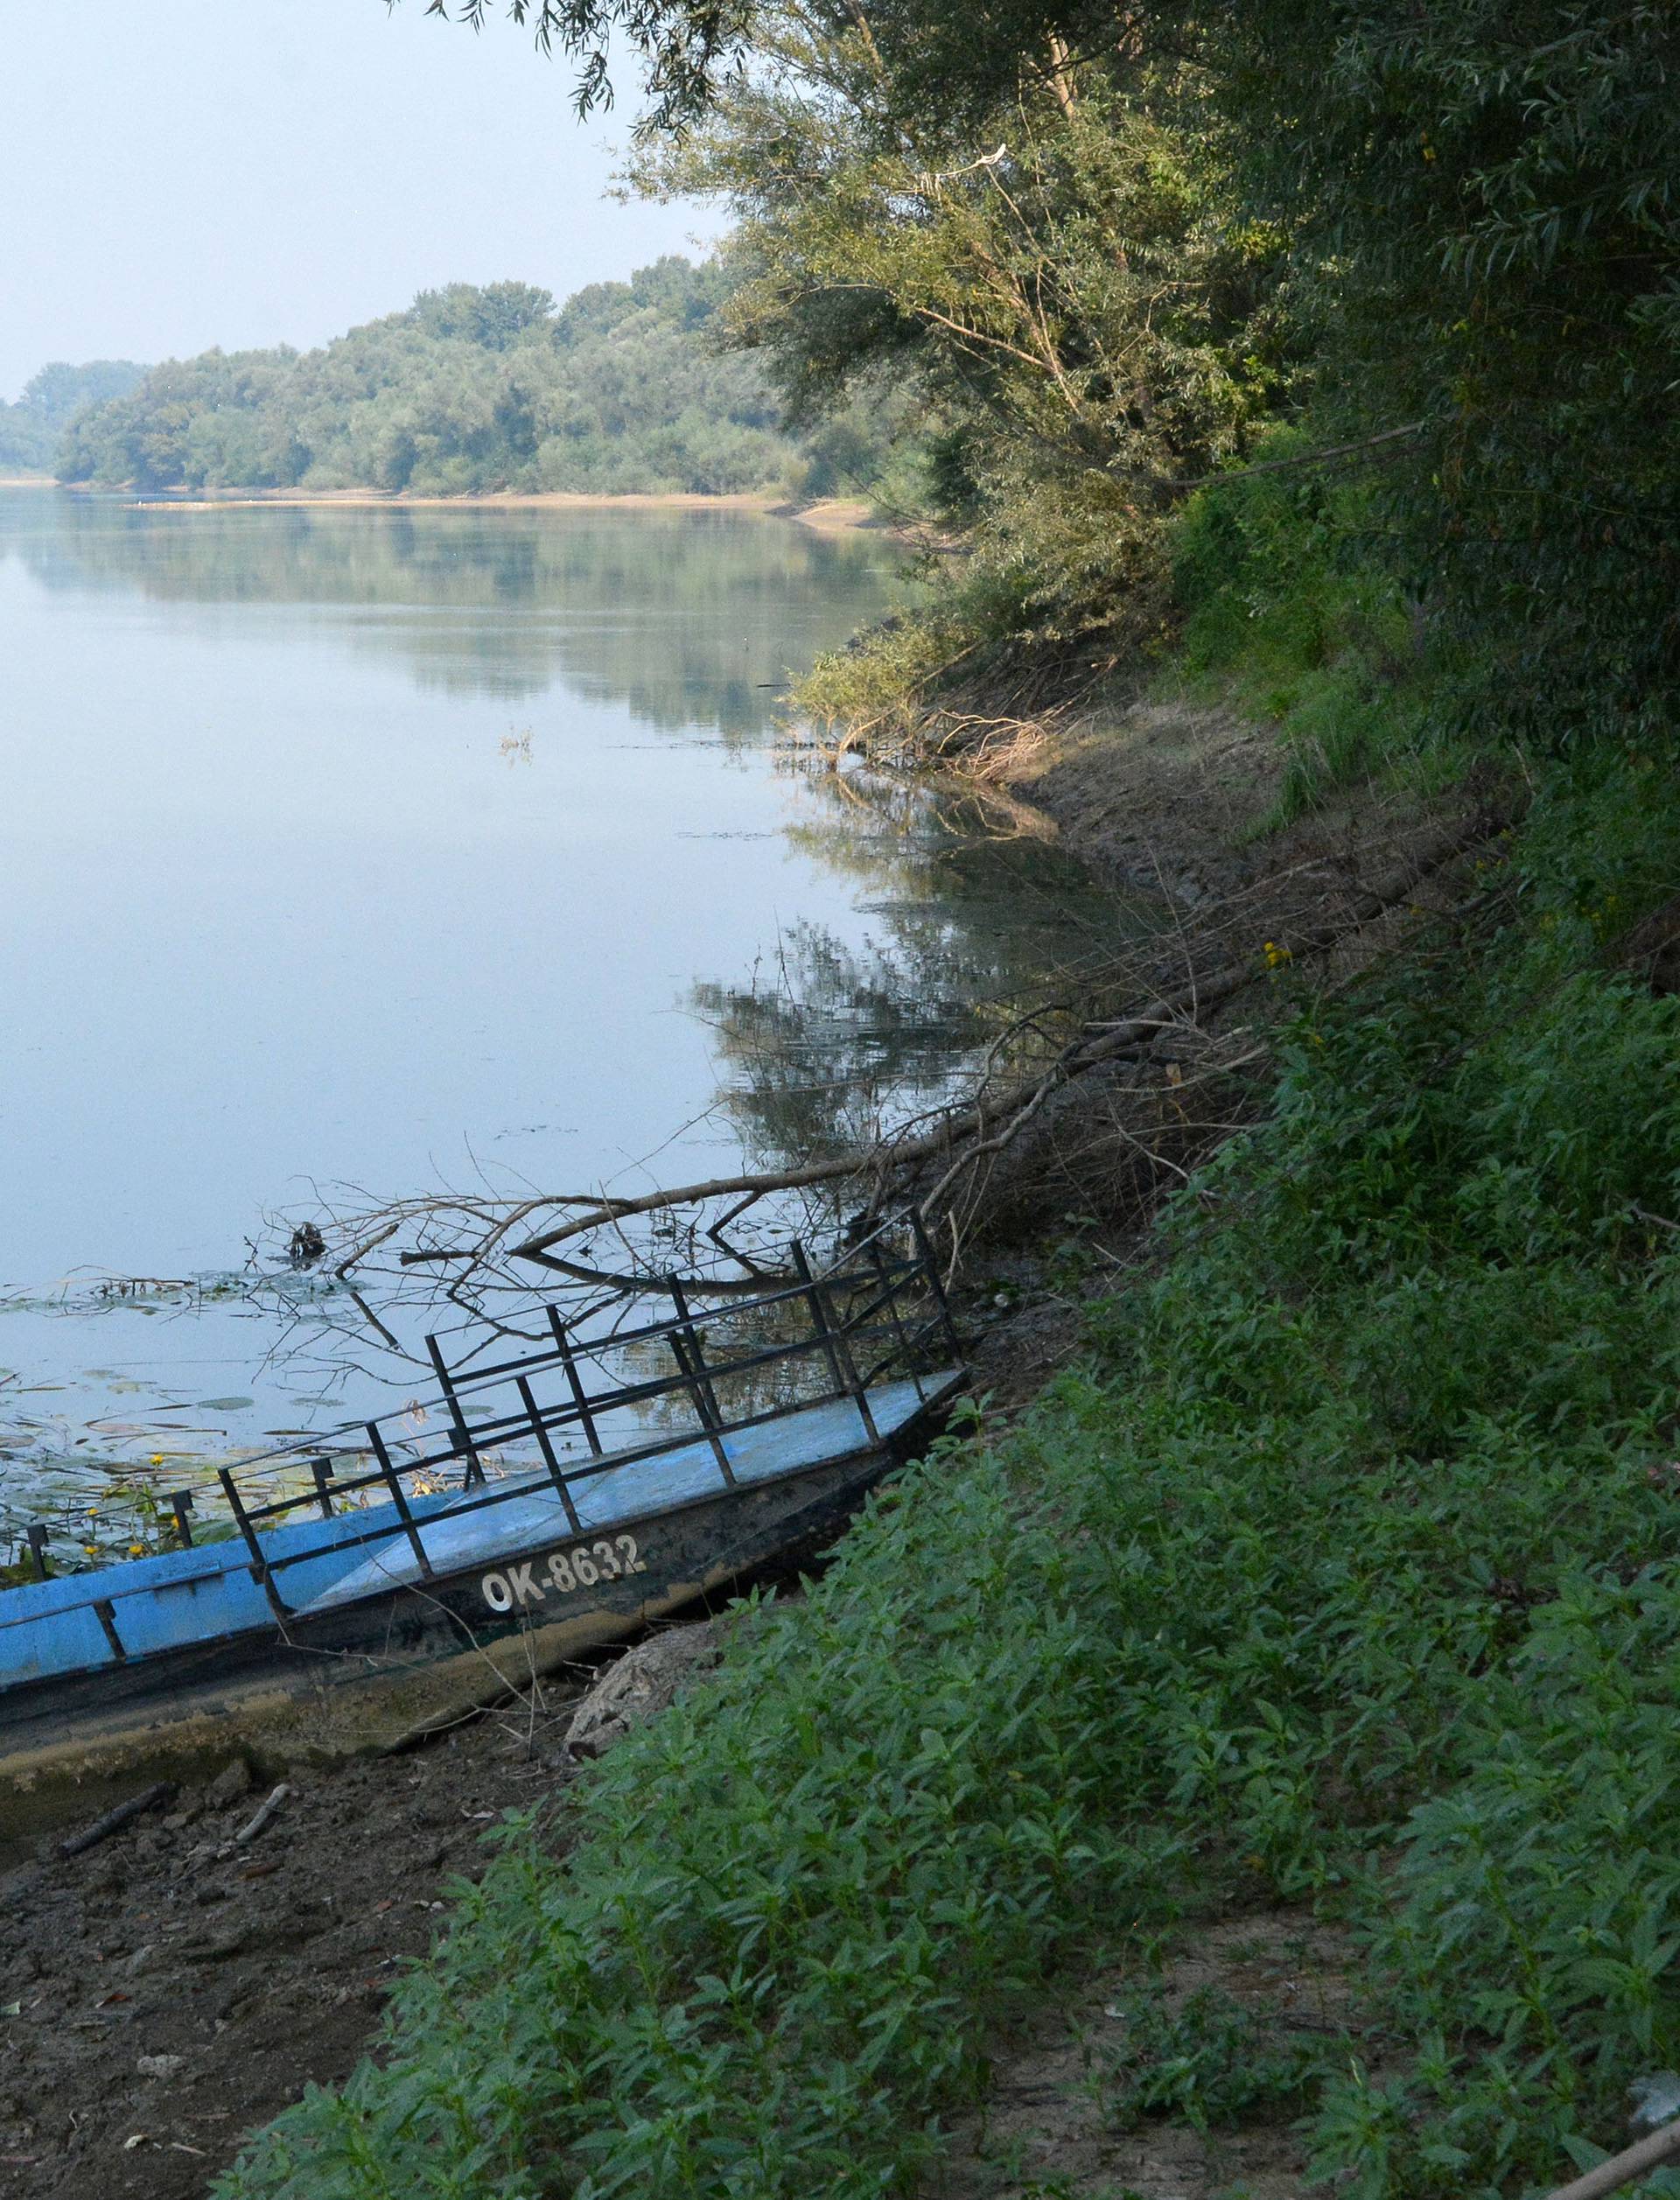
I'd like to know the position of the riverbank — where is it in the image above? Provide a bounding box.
[51,483,904,538]
[10,452,1677,2200]
[11,683,1674,2200]
[0,1706,574,2200]
[200,703,1680,2200]
[196,711,1680,2200]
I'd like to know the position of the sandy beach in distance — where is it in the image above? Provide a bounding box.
[43,483,892,534]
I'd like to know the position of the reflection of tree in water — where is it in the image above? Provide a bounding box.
[12,500,892,733]
[697,768,1152,1171]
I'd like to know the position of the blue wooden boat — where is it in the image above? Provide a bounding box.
[0,1216,963,1827]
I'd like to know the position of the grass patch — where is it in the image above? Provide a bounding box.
[1096,1982,1337,2133]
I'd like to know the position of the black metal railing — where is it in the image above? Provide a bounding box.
[0,1210,962,1655]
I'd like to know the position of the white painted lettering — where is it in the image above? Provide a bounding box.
[507,1561,544,1608]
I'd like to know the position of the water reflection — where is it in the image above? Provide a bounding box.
[699,771,1129,1166]
[0,489,1136,1558]
[6,495,891,724]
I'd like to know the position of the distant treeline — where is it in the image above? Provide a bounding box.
[57,259,871,498]
[0,361,147,475]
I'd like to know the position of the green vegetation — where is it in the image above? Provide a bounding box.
[220,726,1680,2198]
[620,0,1672,766]
[57,261,880,496]
[1098,1984,1336,2133]
[209,4,1680,2194]
[0,360,146,475]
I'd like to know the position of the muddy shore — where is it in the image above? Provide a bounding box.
[0,1706,579,2200]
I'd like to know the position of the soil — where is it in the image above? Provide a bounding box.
[0,1685,591,2200]
[984,688,1457,927]
[935,1910,1381,2200]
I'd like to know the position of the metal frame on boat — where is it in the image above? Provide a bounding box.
[0,1210,966,1809]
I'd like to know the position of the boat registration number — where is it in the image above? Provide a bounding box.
[480,1533,648,1613]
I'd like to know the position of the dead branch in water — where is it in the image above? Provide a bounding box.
[284,809,1498,1339]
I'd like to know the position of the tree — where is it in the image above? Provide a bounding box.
[626,6,1286,683]
[57,263,838,497]
[0,359,147,474]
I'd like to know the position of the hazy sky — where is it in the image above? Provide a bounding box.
[0,1,724,400]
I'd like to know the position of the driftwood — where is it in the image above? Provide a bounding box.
[60,1781,175,1858]
[544,822,1480,1251]
[564,1622,722,1760]
[233,1783,292,1846]
[1543,2115,1680,2200]
[883,812,1494,1243]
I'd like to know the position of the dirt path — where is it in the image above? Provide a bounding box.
[984,690,1452,922]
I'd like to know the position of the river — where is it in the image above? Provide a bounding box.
[0,490,1124,1551]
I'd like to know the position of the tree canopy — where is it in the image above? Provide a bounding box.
[57,260,877,497]
[606,0,1679,740]
[0,360,147,475]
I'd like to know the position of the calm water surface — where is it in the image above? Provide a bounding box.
[0,491,1124,1544]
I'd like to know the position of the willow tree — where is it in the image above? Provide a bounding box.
[414,0,1680,741]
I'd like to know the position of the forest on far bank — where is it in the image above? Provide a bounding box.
[55,256,886,498]
[0,359,146,476]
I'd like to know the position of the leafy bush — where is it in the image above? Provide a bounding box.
[0,359,147,475]
[56,263,822,497]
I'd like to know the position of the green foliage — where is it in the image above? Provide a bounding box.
[1234,0,1680,747]
[1166,435,1454,816]
[796,605,974,739]
[402,0,760,134]
[0,359,147,475]
[55,261,838,496]
[631,1,1680,751]
[636,49,1289,697]
[414,0,1680,737]
[222,1456,1169,2198]
[1098,1985,1337,2133]
[219,745,1680,2197]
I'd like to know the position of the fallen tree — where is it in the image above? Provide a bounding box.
[285,805,1502,1360]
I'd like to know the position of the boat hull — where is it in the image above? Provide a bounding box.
[0,1392,953,1839]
